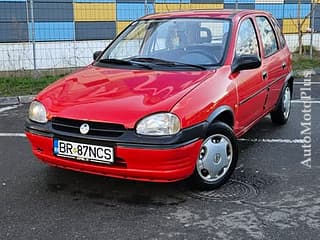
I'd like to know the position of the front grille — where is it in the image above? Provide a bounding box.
[52,117,126,138]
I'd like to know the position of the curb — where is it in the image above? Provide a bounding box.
[294,68,320,77]
[0,95,34,106]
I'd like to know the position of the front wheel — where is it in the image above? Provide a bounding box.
[270,84,291,125]
[191,122,238,190]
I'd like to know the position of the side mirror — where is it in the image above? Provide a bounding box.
[93,51,103,61]
[231,55,261,73]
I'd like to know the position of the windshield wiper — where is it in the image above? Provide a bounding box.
[98,58,152,69]
[129,57,207,70]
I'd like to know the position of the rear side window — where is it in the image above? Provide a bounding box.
[270,16,286,49]
[256,16,279,57]
[235,19,259,57]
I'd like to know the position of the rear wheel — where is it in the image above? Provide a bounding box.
[270,84,291,125]
[192,122,238,190]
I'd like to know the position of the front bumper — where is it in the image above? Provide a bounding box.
[25,119,206,182]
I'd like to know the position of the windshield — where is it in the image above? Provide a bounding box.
[98,18,230,69]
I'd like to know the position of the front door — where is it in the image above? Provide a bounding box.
[233,18,267,131]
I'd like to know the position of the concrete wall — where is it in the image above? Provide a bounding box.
[0,33,318,71]
[0,40,111,71]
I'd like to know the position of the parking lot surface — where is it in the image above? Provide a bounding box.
[0,75,319,240]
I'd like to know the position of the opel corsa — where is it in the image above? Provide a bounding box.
[26,10,293,189]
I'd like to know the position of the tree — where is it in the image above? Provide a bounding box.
[294,0,318,55]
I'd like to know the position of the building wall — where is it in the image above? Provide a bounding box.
[0,0,319,43]
[0,0,319,71]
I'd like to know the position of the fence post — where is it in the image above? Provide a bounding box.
[29,0,37,75]
[144,0,148,15]
[310,1,314,59]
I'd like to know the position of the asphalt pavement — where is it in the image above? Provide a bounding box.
[0,74,319,240]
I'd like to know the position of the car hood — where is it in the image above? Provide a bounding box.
[37,65,214,128]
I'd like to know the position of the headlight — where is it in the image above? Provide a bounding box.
[28,101,47,123]
[136,113,181,136]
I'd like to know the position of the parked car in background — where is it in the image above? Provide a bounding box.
[26,10,293,190]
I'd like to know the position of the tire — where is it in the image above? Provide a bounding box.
[191,121,238,190]
[270,84,291,125]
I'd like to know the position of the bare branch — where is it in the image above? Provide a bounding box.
[301,1,318,26]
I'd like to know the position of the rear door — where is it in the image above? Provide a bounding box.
[254,15,289,112]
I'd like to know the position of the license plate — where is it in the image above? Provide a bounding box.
[53,139,114,164]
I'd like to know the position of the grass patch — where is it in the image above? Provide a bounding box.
[0,54,319,97]
[0,75,62,97]
[292,53,320,72]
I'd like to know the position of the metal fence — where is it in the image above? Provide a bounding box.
[0,0,319,75]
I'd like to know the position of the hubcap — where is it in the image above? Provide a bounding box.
[196,134,233,182]
[283,87,291,119]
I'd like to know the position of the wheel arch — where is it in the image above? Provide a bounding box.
[275,72,294,107]
[207,106,235,129]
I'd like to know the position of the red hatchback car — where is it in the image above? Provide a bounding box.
[26,10,293,189]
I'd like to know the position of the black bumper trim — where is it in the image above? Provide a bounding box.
[25,120,53,138]
[117,138,200,149]
[25,119,208,149]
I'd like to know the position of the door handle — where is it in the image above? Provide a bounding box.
[282,62,286,69]
[262,71,268,80]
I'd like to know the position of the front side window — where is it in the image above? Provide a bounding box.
[235,18,259,57]
[99,18,230,69]
[256,16,279,57]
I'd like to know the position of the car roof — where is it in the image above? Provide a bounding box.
[141,9,270,20]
